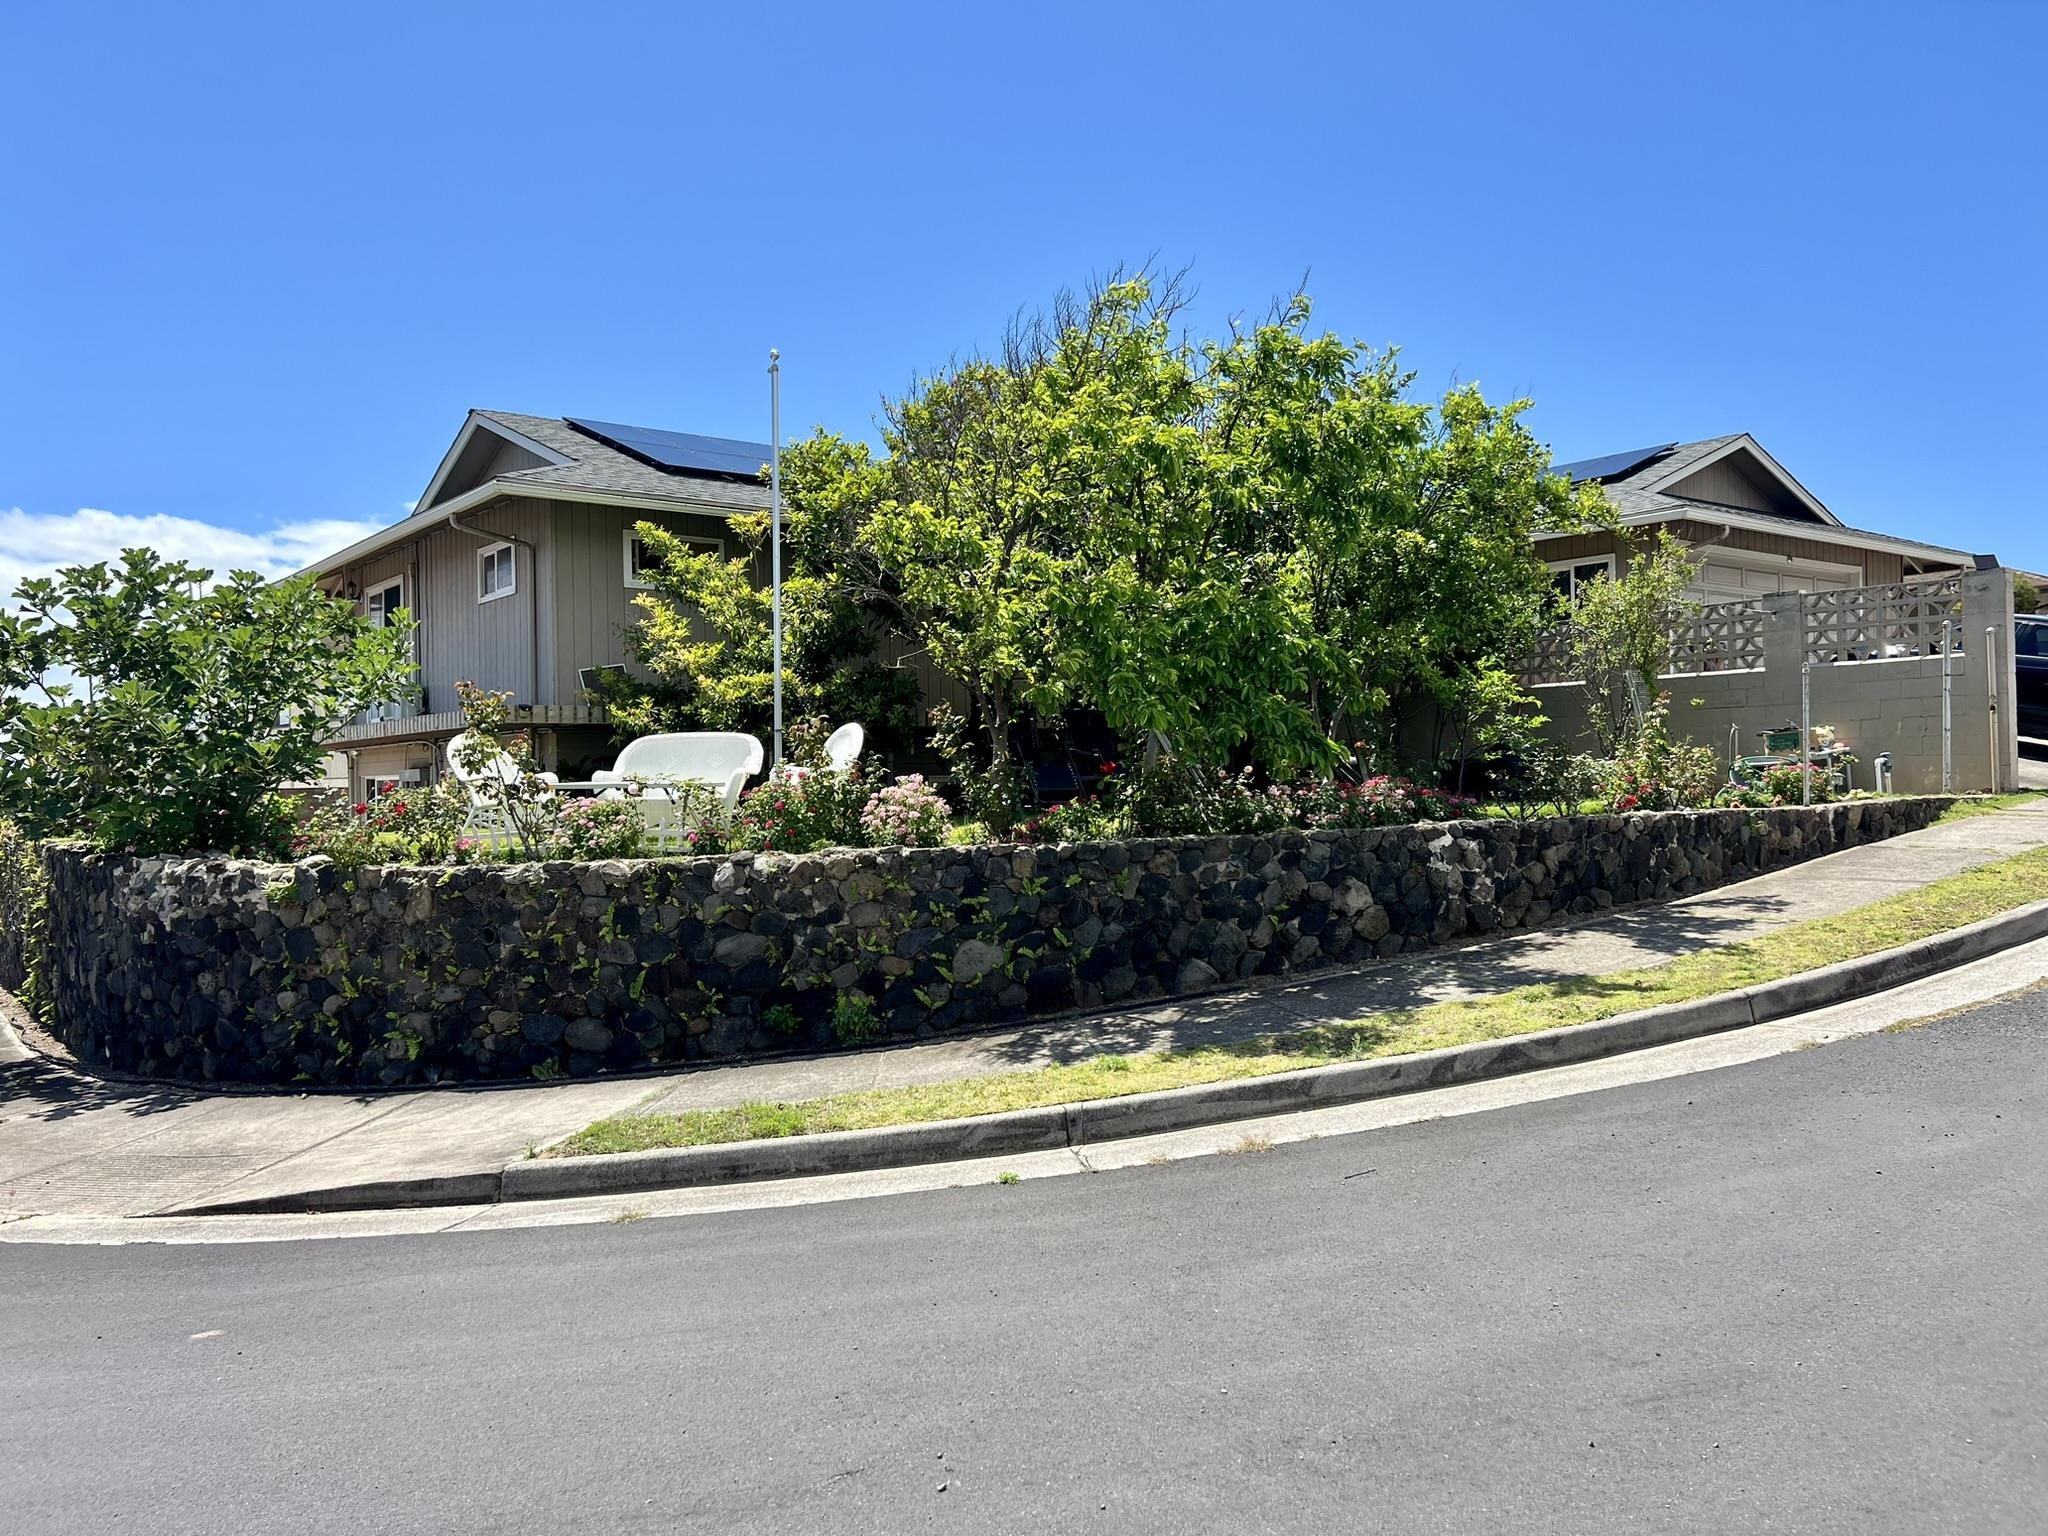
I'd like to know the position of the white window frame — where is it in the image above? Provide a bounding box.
[478,541,517,604]
[1545,554,1616,604]
[365,576,407,627]
[624,529,724,589]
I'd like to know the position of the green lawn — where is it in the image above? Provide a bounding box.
[550,837,2048,1158]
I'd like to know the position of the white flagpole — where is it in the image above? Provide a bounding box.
[769,348,784,771]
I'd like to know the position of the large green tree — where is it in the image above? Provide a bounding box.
[0,550,416,854]
[607,518,921,748]
[774,273,1603,778]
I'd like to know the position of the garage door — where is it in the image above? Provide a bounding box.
[1694,555,1861,605]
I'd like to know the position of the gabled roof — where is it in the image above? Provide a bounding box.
[1542,431,1979,569]
[1557,433,1839,525]
[423,410,772,515]
[301,409,774,579]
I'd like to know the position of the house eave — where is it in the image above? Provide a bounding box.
[292,480,766,582]
[1532,507,1980,570]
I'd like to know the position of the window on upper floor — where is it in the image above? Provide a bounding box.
[478,542,516,603]
[625,529,725,589]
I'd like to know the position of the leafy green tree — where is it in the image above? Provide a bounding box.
[606,520,920,749]
[779,271,1601,779]
[0,550,416,855]
[1562,530,1702,755]
[2014,573,2040,615]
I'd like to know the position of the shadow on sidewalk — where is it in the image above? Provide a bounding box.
[0,1054,205,1125]
[953,892,1798,1073]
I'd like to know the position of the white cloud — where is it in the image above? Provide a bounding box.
[0,506,380,600]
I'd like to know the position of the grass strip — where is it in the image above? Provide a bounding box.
[552,841,2048,1158]
[1937,790,2046,822]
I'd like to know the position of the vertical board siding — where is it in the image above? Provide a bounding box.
[547,502,740,705]
[1661,457,1794,515]
[480,439,546,479]
[1533,529,1629,571]
[1542,523,1916,589]
[1668,520,1902,585]
[410,497,552,709]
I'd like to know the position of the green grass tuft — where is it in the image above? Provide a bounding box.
[1937,791,2046,823]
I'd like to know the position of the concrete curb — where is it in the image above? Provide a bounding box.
[184,897,2048,1214]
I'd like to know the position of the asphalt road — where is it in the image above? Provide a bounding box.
[5,990,2045,1535]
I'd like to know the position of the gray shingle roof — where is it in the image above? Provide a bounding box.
[1556,432,1974,564]
[1585,434,1746,519]
[474,410,772,512]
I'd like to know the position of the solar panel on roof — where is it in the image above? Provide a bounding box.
[1547,443,1679,485]
[566,417,774,480]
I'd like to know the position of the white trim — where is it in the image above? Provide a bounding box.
[624,528,725,588]
[477,541,517,603]
[1545,553,1615,603]
[415,411,572,515]
[1532,506,1974,569]
[1640,434,1841,526]
[364,573,407,626]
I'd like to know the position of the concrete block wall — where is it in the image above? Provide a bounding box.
[1533,570,2020,794]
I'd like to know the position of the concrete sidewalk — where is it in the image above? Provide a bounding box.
[6,801,2047,1221]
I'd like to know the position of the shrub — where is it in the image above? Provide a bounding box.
[296,785,469,869]
[861,774,951,846]
[541,797,648,861]
[449,683,564,860]
[0,818,47,1012]
[1019,760,1480,842]
[1561,531,1702,756]
[1495,740,1606,821]
[1756,762,1850,805]
[1282,775,1479,828]
[831,989,883,1045]
[928,702,1030,836]
[0,550,416,856]
[1111,761,1294,837]
[732,764,872,853]
[1602,696,1724,812]
[1018,791,1126,843]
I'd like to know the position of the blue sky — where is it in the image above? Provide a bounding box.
[3,0,2043,589]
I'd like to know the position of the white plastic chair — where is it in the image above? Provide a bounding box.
[822,722,865,774]
[593,732,764,851]
[446,731,558,847]
[783,722,866,785]
[447,732,559,793]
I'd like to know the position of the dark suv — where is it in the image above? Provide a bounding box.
[2017,614,2048,745]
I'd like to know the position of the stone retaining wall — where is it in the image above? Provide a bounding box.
[31,797,1953,1086]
